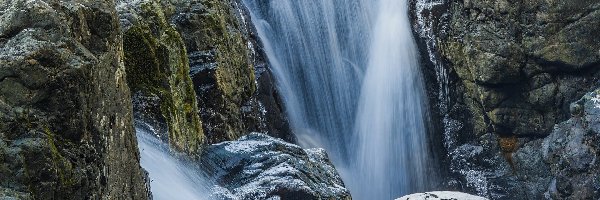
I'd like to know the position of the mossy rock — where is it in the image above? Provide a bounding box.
[0,0,149,198]
[120,0,205,155]
[169,0,257,144]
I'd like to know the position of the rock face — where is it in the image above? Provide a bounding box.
[200,133,351,200]
[116,0,292,146]
[396,191,487,200]
[116,0,292,154]
[166,0,292,144]
[484,89,600,199]
[521,89,600,199]
[117,0,205,155]
[0,0,149,199]
[413,0,600,198]
[437,0,600,138]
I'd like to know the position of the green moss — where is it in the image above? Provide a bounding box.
[124,25,162,93]
[43,126,75,188]
[123,0,205,155]
[181,0,257,142]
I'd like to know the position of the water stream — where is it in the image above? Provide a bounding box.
[136,124,211,200]
[244,0,432,199]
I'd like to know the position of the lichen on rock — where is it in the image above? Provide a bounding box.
[437,0,600,138]
[414,0,600,198]
[118,0,205,155]
[0,0,149,198]
[167,0,263,144]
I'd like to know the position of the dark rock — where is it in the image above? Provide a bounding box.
[424,0,600,137]
[167,0,257,143]
[200,133,350,200]
[413,0,600,198]
[0,0,149,199]
[117,0,205,156]
[166,0,293,144]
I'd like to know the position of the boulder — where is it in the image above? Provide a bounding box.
[200,133,351,199]
[0,0,149,198]
[396,191,487,200]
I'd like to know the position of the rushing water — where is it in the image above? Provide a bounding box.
[244,0,432,199]
[136,124,211,200]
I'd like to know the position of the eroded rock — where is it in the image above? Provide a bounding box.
[167,0,293,144]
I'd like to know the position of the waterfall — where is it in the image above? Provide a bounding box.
[245,0,432,199]
[136,124,212,200]
[351,0,429,198]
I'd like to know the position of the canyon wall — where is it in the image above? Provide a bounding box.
[414,0,600,199]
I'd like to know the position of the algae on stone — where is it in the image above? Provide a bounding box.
[119,0,205,155]
[169,0,259,143]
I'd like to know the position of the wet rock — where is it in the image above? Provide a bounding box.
[117,0,205,156]
[166,0,256,143]
[396,191,487,200]
[167,0,293,144]
[0,0,149,199]
[413,0,600,198]
[200,133,350,200]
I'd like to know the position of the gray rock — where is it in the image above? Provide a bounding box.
[200,133,351,200]
[396,191,488,200]
[540,89,600,199]
[167,0,293,144]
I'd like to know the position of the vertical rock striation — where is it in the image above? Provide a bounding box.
[0,0,149,199]
[166,0,292,144]
[118,0,205,156]
[118,0,293,147]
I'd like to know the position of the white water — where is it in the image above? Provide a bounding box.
[245,0,432,199]
[136,125,212,200]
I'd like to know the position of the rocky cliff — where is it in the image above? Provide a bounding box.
[116,0,292,155]
[414,0,600,199]
[0,0,358,198]
[118,0,292,147]
[0,0,149,199]
[164,0,292,144]
[118,0,205,156]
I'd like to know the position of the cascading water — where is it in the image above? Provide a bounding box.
[352,0,429,198]
[135,124,212,200]
[245,0,432,199]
